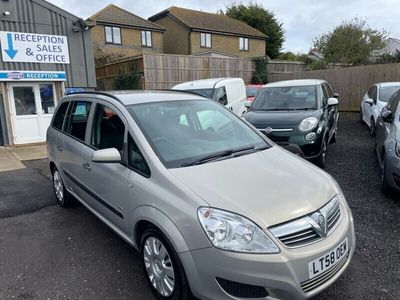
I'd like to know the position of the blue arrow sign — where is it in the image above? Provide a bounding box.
[5,33,18,59]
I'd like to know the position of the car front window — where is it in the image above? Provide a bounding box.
[127,100,269,168]
[379,86,400,102]
[251,85,318,111]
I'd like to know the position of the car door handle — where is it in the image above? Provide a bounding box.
[56,146,63,152]
[82,162,91,171]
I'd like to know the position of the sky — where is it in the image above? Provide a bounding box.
[47,0,400,53]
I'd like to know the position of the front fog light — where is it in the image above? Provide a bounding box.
[305,132,316,141]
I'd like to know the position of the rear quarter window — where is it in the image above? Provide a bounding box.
[52,101,69,130]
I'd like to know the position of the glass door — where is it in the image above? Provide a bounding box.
[8,83,57,144]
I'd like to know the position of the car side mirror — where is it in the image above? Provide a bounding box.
[244,100,252,108]
[327,97,338,106]
[333,92,339,98]
[92,148,121,163]
[381,109,393,123]
[365,98,374,106]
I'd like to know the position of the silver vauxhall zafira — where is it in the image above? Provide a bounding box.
[47,91,355,300]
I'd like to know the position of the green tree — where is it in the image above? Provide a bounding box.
[313,18,386,66]
[224,3,285,59]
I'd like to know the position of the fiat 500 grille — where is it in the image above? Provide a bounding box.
[270,197,342,248]
[300,252,350,293]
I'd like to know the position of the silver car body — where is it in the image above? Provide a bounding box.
[361,82,400,129]
[375,90,400,192]
[47,91,355,299]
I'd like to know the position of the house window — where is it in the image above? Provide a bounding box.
[239,37,249,51]
[105,26,121,44]
[141,31,152,47]
[200,33,211,48]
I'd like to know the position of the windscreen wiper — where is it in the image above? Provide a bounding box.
[181,145,262,167]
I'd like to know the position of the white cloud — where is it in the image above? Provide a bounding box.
[47,0,400,53]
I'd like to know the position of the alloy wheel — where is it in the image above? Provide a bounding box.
[53,170,64,203]
[143,236,175,297]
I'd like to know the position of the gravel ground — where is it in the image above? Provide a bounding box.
[0,112,399,299]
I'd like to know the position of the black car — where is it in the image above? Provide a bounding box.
[243,80,339,168]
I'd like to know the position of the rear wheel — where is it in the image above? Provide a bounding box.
[52,168,75,207]
[140,227,193,300]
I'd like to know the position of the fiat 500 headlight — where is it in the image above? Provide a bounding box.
[197,207,279,253]
[299,117,319,132]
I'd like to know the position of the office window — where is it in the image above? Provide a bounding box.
[200,33,211,48]
[141,31,152,47]
[239,37,249,51]
[105,26,121,44]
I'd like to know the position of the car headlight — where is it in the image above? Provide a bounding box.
[396,142,400,157]
[197,207,279,253]
[299,117,319,132]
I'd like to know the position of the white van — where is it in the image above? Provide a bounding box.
[172,78,247,115]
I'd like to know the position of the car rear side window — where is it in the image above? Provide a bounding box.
[128,134,150,177]
[91,104,125,152]
[65,101,92,142]
[52,102,69,130]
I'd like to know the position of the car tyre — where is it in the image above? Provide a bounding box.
[381,153,391,194]
[52,167,75,207]
[316,139,328,168]
[369,118,376,136]
[330,128,337,144]
[359,109,364,124]
[140,227,193,300]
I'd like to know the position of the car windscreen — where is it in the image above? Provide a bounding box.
[251,85,318,111]
[182,89,214,98]
[379,86,400,102]
[246,87,259,97]
[127,100,269,168]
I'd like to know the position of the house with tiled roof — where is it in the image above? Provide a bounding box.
[88,4,165,64]
[149,6,267,59]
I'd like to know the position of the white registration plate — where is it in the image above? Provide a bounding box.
[308,238,348,279]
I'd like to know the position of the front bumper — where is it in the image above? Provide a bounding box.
[180,204,355,300]
[263,131,324,160]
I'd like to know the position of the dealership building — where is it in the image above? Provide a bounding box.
[0,0,96,146]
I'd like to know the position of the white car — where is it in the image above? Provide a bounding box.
[360,82,400,136]
[172,78,247,115]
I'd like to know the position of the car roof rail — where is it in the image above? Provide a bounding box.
[155,89,211,98]
[65,91,123,104]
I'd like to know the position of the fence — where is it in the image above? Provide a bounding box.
[95,53,306,90]
[268,63,400,111]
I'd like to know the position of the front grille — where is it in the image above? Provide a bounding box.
[300,253,350,293]
[266,135,290,144]
[270,197,342,248]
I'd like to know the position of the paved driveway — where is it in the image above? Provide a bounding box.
[0,113,399,299]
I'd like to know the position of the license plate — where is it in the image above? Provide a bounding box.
[308,238,348,279]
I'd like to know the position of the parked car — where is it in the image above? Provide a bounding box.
[47,91,355,300]
[375,89,400,193]
[172,78,246,115]
[246,84,263,102]
[360,82,400,136]
[244,79,339,168]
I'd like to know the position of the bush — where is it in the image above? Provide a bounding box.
[114,71,142,90]
[252,57,269,84]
